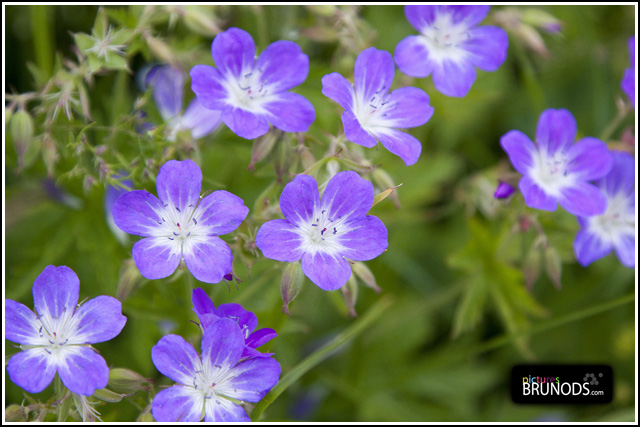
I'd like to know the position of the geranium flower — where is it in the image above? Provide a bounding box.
[395,5,509,97]
[321,47,434,166]
[112,159,248,283]
[146,65,222,141]
[573,150,635,268]
[621,36,635,108]
[5,265,127,395]
[190,27,315,139]
[151,318,280,422]
[500,108,613,216]
[255,171,388,291]
[192,288,277,359]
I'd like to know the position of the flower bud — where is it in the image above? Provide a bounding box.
[521,8,562,33]
[116,259,144,301]
[281,261,304,315]
[5,405,27,422]
[108,368,151,394]
[352,261,381,292]
[371,168,401,208]
[494,181,516,199]
[341,275,358,318]
[9,110,35,168]
[544,246,562,289]
[523,245,542,290]
[183,6,221,37]
[249,130,278,171]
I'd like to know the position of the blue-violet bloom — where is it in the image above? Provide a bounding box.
[190,27,315,140]
[322,47,434,166]
[500,108,613,216]
[494,181,516,199]
[112,159,249,283]
[573,150,635,268]
[151,318,280,422]
[192,288,277,359]
[621,36,635,108]
[395,5,509,97]
[5,265,127,395]
[255,171,388,291]
[147,65,222,141]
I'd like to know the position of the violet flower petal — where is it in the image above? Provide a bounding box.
[354,47,395,104]
[342,110,378,148]
[381,86,434,128]
[500,130,536,175]
[221,356,281,402]
[321,171,374,221]
[7,349,57,394]
[215,303,258,335]
[431,59,477,98]
[535,109,577,155]
[246,328,277,349]
[195,190,249,235]
[33,265,79,319]
[192,287,216,319]
[147,65,184,121]
[566,137,613,181]
[558,182,608,216]
[112,190,163,236]
[574,229,613,267]
[221,107,270,140]
[394,35,434,78]
[70,296,127,344]
[255,219,304,262]
[339,216,388,261]
[279,175,320,224]
[151,334,200,385]
[211,27,256,78]
[255,40,309,93]
[181,98,222,139]
[321,72,354,110]
[375,128,423,167]
[5,299,39,345]
[463,26,509,72]
[190,65,228,111]
[201,318,244,369]
[301,251,352,291]
[57,347,109,396]
[519,176,558,211]
[132,237,181,280]
[204,398,250,422]
[152,386,203,422]
[182,237,233,284]
[156,159,202,213]
[264,92,315,133]
[614,234,635,268]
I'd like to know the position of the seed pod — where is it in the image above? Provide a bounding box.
[352,261,381,292]
[281,261,304,315]
[341,275,358,318]
[544,246,562,289]
[9,110,34,168]
[523,244,542,290]
[108,368,151,394]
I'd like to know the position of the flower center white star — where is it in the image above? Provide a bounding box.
[150,202,209,256]
[224,67,270,113]
[419,12,471,63]
[530,149,574,196]
[353,85,399,129]
[588,191,635,245]
[295,207,351,256]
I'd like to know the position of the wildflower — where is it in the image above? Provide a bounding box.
[395,5,509,97]
[151,318,280,422]
[112,159,248,283]
[190,27,315,140]
[255,171,388,291]
[321,47,434,166]
[5,265,127,395]
[500,108,613,216]
[146,65,222,141]
[573,151,635,268]
[192,288,277,359]
[621,36,635,107]
[494,181,516,199]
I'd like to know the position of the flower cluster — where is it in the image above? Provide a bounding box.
[5,265,127,396]
[395,5,509,97]
[112,159,248,283]
[151,290,280,422]
[256,171,388,291]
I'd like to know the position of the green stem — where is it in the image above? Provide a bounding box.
[29,5,53,78]
[250,296,393,420]
[599,104,632,141]
[54,375,71,422]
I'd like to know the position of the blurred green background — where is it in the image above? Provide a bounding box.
[4,5,636,422]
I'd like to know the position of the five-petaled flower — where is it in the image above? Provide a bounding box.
[5,265,127,396]
[192,288,277,359]
[151,318,281,422]
[621,36,635,108]
[573,150,635,268]
[395,5,509,97]
[500,108,613,217]
[112,159,249,283]
[190,27,315,140]
[255,171,388,291]
[146,65,222,141]
[322,47,434,166]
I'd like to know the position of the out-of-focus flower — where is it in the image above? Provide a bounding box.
[322,47,434,166]
[5,265,127,395]
[574,151,635,268]
[494,181,516,199]
[151,318,280,422]
[192,288,277,359]
[621,36,635,108]
[190,27,315,139]
[500,108,612,216]
[105,173,133,244]
[255,171,388,291]
[112,159,248,283]
[146,65,222,141]
[395,5,509,97]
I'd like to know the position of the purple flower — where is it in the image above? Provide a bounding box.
[146,65,222,140]
[151,318,280,422]
[255,171,388,291]
[494,181,516,199]
[190,27,315,140]
[573,150,635,268]
[621,36,635,108]
[395,5,509,97]
[112,159,249,283]
[500,108,613,216]
[5,265,127,395]
[321,47,434,166]
[192,288,277,359]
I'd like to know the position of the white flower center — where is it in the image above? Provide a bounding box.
[353,84,398,129]
[25,307,82,364]
[419,12,471,63]
[223,67,270,113]
[150,201,209,256]
[295,206,351,256]
[588,191,635,245]
[185,357,240,408]
[529,149,574,196]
